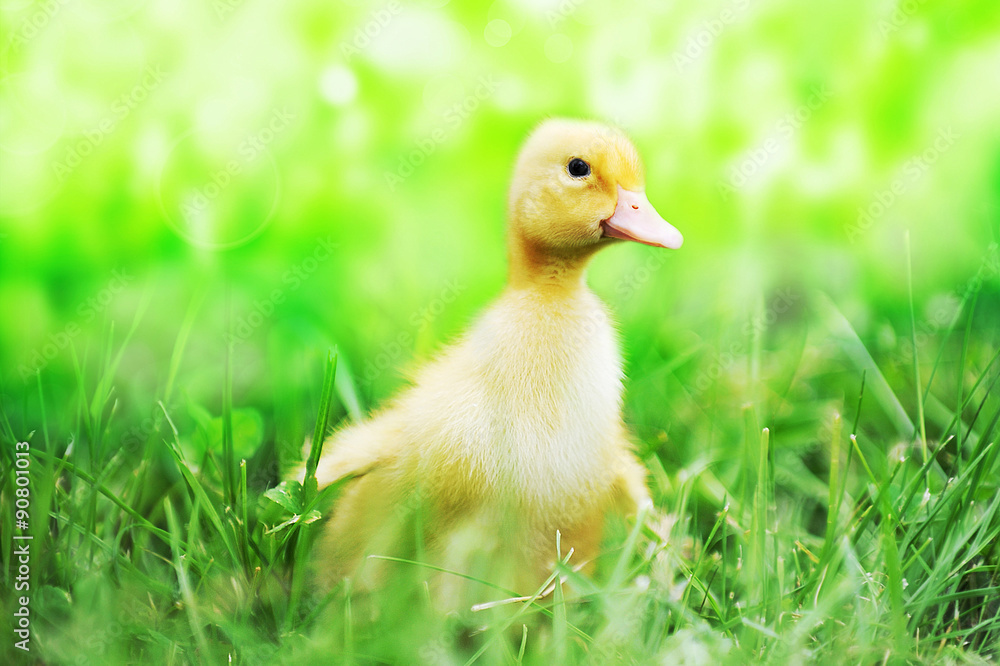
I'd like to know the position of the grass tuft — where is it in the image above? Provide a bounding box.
[1,277,998,665]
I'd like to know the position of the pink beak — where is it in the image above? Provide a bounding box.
[601,185,683,249]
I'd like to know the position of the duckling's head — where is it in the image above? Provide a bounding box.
[508,119,683,265]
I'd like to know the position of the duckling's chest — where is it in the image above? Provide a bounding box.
[453,290,626,507]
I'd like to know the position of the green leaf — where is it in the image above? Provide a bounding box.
[35,586,73,624]
[264,509,321,535]
[300,509,322,525]
[263,480,304,514]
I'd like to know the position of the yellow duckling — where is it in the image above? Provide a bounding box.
[309,118,683,601]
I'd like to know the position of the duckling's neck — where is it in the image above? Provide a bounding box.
[506,235,598,293]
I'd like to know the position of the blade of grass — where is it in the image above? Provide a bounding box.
[823,414,843,558]
[159,402,241,568]
[164,497,211,663]
[552,531,567,665]
[304,349,339,504]
[905,231,929,474]
[935,347,1000,460]
[880,489,908,658]
[239,458,250,572]
[753,427,771,625]
[164,286,206,405]
[222,327,235,508]
[816,292,917,449]
[464,549,577,666]
[609,502,652,590]
[954,288,977,453]
[286,349,339,632]
[368,554,593,643]
[35,372,50,451]
[28,448,179,548]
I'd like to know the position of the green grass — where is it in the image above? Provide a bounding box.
[2,251,998,665]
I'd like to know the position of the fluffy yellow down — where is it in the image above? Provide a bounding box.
[308,119,665,605]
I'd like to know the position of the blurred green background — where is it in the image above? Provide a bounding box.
[1,0,998,456]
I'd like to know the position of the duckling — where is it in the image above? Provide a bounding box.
[308,118,683,602]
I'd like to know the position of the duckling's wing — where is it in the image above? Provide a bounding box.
[305,415,401,489]
[311,438,378,488]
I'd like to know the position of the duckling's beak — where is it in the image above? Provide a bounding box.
[601,185,683,249]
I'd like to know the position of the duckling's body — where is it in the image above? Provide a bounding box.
[309,119,682,600]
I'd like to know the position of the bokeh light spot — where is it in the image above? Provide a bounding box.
[366,10,471,75]
[156,121,285,251]
[484,19,511,47]
[319,64,359,106]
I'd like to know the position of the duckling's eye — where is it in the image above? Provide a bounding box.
[567,158,591,178]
